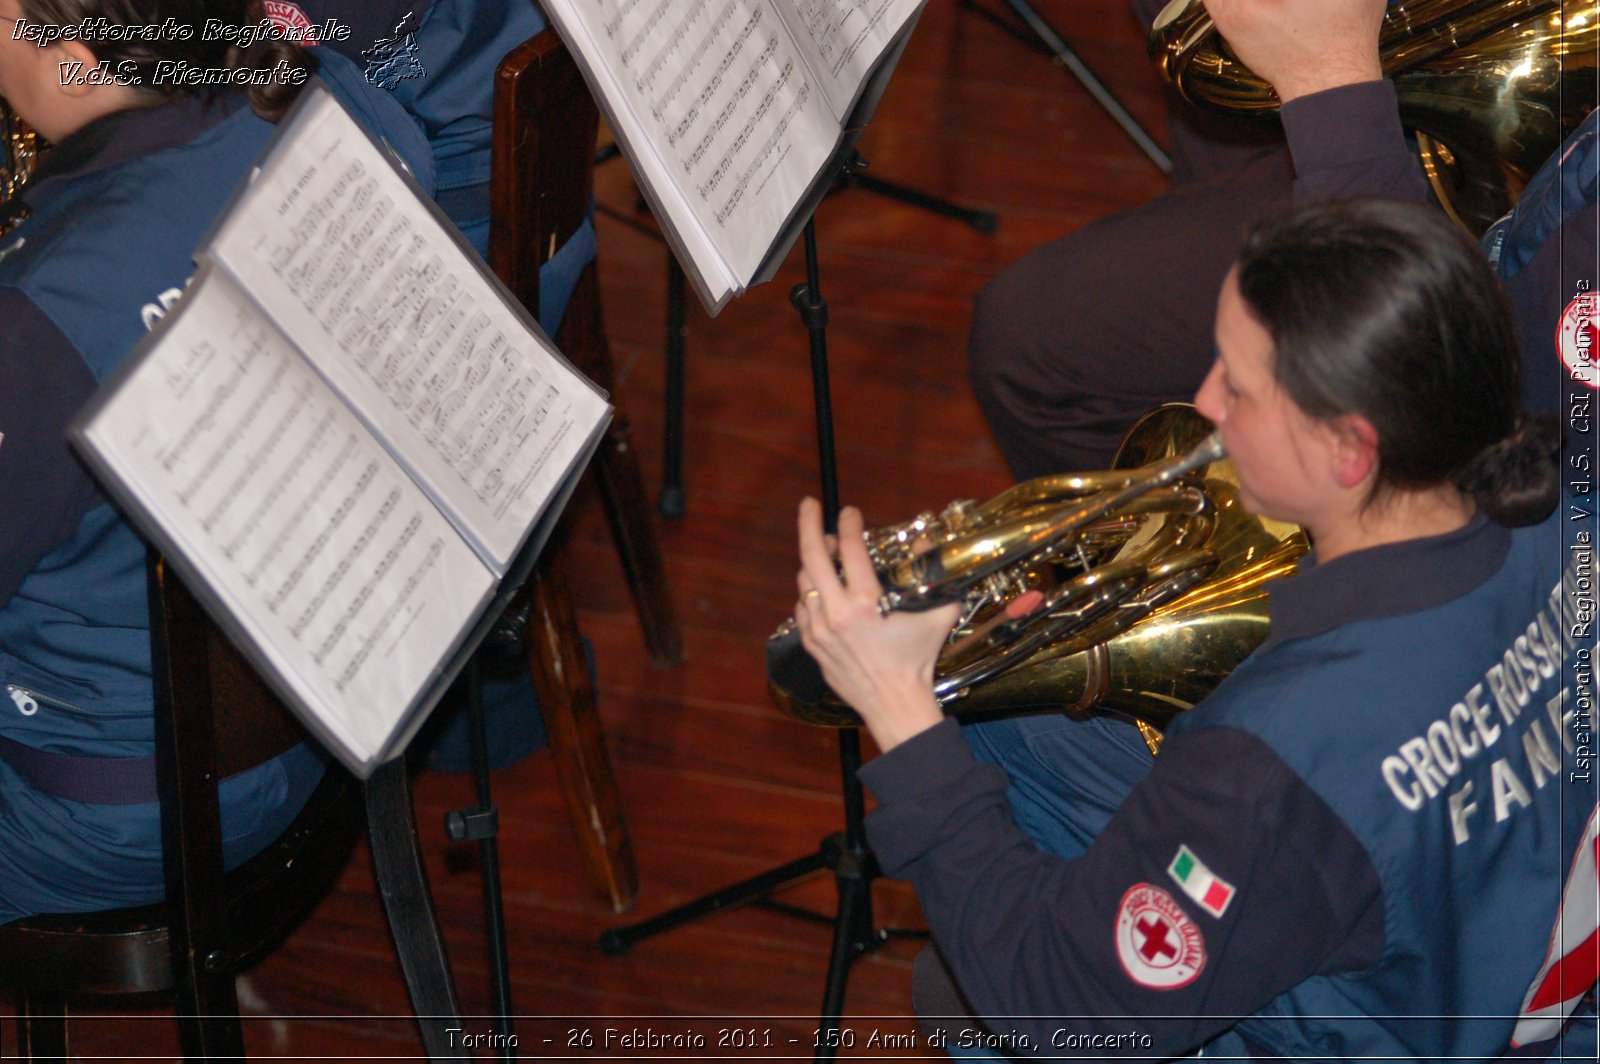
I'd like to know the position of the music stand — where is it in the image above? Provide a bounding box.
[600,164,929,1061]
[961,0,1173,174]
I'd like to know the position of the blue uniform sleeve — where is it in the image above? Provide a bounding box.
[0,290,102,608]
[1506,204,1599,419]
[861,718,1384,1058]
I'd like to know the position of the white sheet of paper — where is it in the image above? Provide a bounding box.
[207,88,609,571]
[549,0,841,297]
[80,272,496,764]
[785,0,925,119]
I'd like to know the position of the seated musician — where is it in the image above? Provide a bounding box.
[0,0,431,923]
[969,0,1596,480]
[793,199,1595,1058]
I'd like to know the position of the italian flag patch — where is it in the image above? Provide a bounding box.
[1168,845,1235,918]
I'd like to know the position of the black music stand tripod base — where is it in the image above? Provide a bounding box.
[599,225,926,1063]
[842,164,997,234]
[596,829,927,983]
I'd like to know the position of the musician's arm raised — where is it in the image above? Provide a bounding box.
[1205,0,1427,205]
[1202,0,1384,103]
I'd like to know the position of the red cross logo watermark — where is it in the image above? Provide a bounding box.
[1557,288,1598,391]
[1116,884,1205,989]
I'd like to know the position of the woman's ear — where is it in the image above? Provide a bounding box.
[1327,413,1379,489]
[55,39,105,98]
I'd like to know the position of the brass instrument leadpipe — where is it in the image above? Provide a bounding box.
[881,433,1226,610]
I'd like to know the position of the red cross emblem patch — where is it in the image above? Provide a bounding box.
[1116,884,1206,989]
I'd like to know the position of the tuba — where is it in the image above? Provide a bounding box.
[766,406,1308,751]
[1149,0,1599,234]
[2,97,41,238]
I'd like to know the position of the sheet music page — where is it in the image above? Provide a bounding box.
[207,87,610,571]
[79,270,496,765]
[781,0,924,120]
[546,0,841,296]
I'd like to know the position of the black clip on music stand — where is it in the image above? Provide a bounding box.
[962,0,1173,175]
[600,166,927,1062]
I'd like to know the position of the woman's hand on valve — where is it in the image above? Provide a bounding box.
[793,497,959,752]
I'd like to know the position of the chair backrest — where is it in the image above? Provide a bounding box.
[148,557,358,1033]
[490,28,599,321]
[486,28,652,913]
[151,558,464,1060]
[0,555,359,1059]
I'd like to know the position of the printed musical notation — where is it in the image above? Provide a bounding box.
[74,86,609,772]
[542,0,925,311]
[792,0,901,81]
[208,89,609,568]
[261,157,557,511]
[593,0,835,280]
[81,271,494,761]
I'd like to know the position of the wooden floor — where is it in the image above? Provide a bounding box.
[6,2,1176,1058]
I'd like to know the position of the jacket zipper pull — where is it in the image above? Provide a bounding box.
[7,685,39,716]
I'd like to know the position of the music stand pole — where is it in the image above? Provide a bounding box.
[792,215,925,1046]
[794,222,841,522]
[599,201,924,1064]
[446,660,516,1061]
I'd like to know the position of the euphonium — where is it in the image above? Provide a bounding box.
[2,96,41,237]
[766,406,1308,749]
[1149,0,1599,234]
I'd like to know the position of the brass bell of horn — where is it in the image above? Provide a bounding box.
[1149,0,1599,234]
[765,406,1309,751]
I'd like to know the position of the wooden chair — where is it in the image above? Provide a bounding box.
[0,557,468,1061]
[488,28,681,912]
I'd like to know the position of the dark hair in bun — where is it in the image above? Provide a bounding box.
[1236,199,1558,527]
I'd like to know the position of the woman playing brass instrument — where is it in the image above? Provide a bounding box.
[794,200,1593,1059]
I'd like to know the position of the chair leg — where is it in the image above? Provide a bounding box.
[595,409,684,667]
[16,991,68,1061]
[524,555,640,913]
[364,761,469,1061]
